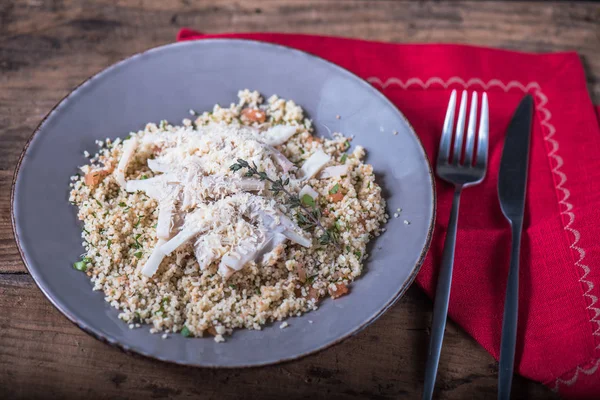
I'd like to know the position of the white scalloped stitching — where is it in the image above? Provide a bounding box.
[367,76,539,93]
[367,76,600,391]
[551,358,600,391]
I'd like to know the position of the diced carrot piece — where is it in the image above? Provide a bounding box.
[328,192,344,202]
[84,169,109,188]
[307,287,320,302]
[329,283,349,299]
[206,326,217,336]
[306,135,323,144]
[296,264,307,283]
[241,108,266,123]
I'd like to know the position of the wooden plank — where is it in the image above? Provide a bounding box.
[0,171,21,273]
[0,275,557,399]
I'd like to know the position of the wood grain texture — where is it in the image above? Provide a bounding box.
[0,276,556,400]
[0,0,597,398]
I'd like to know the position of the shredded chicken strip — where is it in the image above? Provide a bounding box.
[115,137,138,187]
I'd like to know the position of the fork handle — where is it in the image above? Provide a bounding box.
[422,186,462,400]
[498,221,523,400]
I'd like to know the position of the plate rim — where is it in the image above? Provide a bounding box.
[10,37,436,368]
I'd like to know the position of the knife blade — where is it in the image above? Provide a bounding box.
[498,95,534,221]
[497,94,534,400]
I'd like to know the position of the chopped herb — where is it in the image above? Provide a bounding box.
[107,239,112,249]
[367,182,371,189]
[82,228,90,235]
[255,288,260,295]
[334,219,342,231]
[118,202,127,207]
[134,215,144,228]
[312,208,322,220]
[91,212,96,218]
[104,211,109,217]
[95,199,102,207]
[329,183,340,195]
[134,251,143,259]
[299,148,305,154]
[69,201,77,206]
[74,256,91,271]
[340,154,348,163]
[181,326,191,337]
[230,158,339,249]
[153,223,158,229]
[318,229,339,246]
[141,175,148,180]
[73,261,87,271]
[301,194,316,208]
[307,274,317,284]
[354,251,362,259]
[229,284,237,290]
[343,141,350,150]
[288,195,301,208]
[346,245,351,252]
[133,233,142,249]
[296,212,313,229]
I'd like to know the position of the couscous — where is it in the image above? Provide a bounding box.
[69,90,387,342]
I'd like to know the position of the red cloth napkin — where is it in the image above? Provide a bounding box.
[178,29,600,398]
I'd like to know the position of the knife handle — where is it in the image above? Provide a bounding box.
[498,222,523,400]
[422,186,462,400]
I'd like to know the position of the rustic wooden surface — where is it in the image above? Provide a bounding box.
[1,1,598,398]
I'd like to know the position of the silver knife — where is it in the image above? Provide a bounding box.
[497,94,534,400]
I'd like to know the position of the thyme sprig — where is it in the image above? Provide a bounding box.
[230,158,339,247]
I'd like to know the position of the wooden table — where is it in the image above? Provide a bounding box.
[1,1,598,398]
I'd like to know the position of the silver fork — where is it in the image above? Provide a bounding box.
[422,90,489,400]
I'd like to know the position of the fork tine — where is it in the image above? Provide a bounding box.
[438,90,457,164]
[452,90,468,164]
[463,92,478,166]
[476,92,489,168]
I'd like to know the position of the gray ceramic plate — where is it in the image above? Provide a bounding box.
[12,39,435,367]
